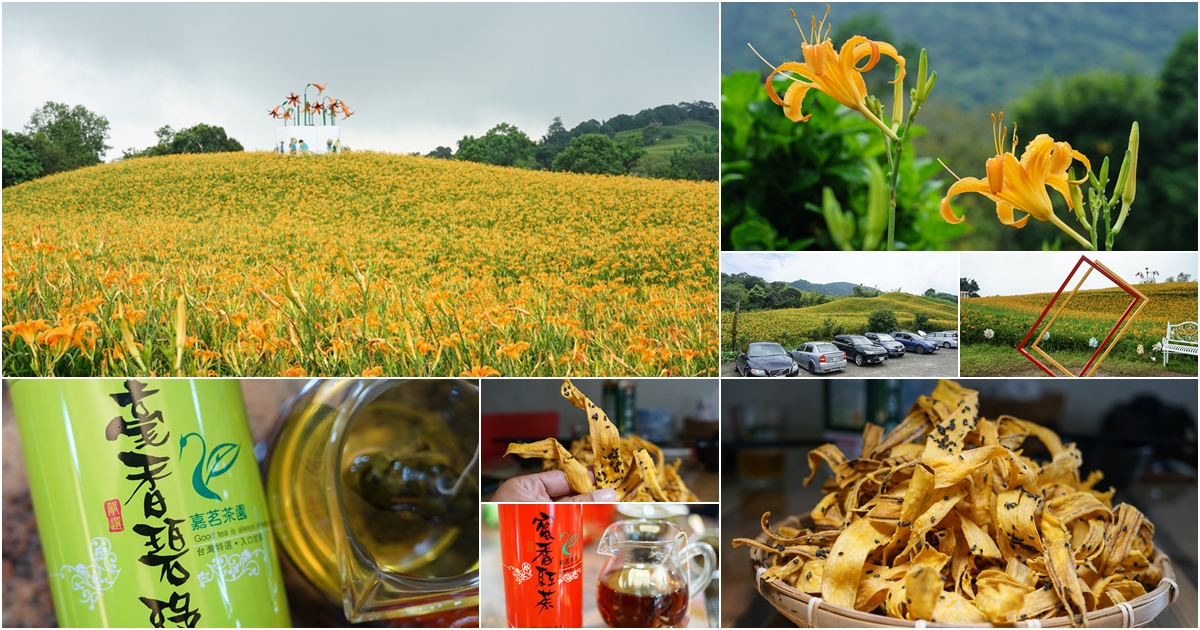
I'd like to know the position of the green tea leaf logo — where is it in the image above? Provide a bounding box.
[180,433,241,501]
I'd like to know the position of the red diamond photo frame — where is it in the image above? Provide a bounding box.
[1016,256,1150,377]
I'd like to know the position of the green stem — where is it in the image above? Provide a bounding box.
[886,140,898,251]
[1090,205,1100,251]
[858,106,900,142]
[1050,215,1094,250]
[1103,199,1113,251]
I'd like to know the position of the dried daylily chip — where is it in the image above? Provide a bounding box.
[505,437,594,494]
[560,378,625,488]
[507,378,698,502]
[739,379,1164,628]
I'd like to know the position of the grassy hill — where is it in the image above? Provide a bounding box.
[1,151,718,377]
[722,292,957,348]
[614,120,717,158]
[961,282,1197,372]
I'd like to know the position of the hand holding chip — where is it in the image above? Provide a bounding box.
[493,469,618,503]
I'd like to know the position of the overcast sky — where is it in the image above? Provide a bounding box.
[962,252,1199,296]
[3,3,717,159]
[722,252,958,295]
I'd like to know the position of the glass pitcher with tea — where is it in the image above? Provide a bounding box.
[264,379,479,623]
[595,519,716,628]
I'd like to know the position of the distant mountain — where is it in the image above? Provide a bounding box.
[722,2,1196,108]
[786,279,866,296]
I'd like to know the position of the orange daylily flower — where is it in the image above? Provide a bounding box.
[762,7,905,141]
[460,365,501,377]
[496,340,530,361]
[941,113,1092,248]
[287,93,301,107]
[268,105,283,119]
[3,319,49,347]
[361,366,384,377]
[41,317,99,353]
[312,82,327,95]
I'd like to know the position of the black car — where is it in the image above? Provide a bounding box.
[833,334,889,367]
[735,342,800,377]
[864,332,906,357]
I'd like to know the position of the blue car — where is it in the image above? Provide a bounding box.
[890,331,939,355]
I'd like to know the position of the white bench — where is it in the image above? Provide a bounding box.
[1162,321,1197,366]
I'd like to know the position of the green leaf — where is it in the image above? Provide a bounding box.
[206,442,241,481]
[730,218,778,250]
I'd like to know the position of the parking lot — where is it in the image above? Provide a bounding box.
[721,347,958,378]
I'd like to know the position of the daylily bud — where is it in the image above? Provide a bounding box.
[1113,150,1132,202]
[863,160,888,251]
[891,65,904,125]
[916,49,928,102]
[1098,156,1109,190]
[822,187,855,251]
[923,71,937,100]
[865,95,884,120]
[1122,122,1138,205]
[1087,169,1102,191]
[1068,167,1088,229]
[174,294,187,374]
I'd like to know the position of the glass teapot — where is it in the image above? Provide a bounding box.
[595,519,716,628]
[263,379,479,623]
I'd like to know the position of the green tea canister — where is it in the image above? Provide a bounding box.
[10,379,291,628]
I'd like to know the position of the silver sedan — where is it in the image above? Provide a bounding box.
[790,342,847,374]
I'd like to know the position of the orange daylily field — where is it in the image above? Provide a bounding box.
[960,282,1198,370]
[2,151,719,376]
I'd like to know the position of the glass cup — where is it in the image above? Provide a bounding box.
[264,379,479,623]
[595,519,715,628]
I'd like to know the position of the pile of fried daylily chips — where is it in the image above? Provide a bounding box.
[505,379,699,502]
[734,380,1161,626]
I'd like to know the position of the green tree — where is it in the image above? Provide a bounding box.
[960,278,980,297]
[642,124,662,146]
[124,123,242,159]
[1144,29,1198,250]
[746,284,767,310]
[2,130,43,187]
[912,312,931,331]
[24,101,111,175]
[721,282,749,310]
[426,146,454,159]
[170,123,243,154]
[924,288,937,298]
[551,134,644,175]
[867,309,899,333]
[456,123,537,168]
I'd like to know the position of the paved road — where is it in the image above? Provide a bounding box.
[722,348,958,378]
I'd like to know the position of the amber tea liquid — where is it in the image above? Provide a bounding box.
[339,400,478,577]
[597,565,689,628]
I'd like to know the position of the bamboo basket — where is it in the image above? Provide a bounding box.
[750,513,1179,628]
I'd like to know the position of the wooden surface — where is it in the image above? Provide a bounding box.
[719,449,1198,628]
[480,512,718,628]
